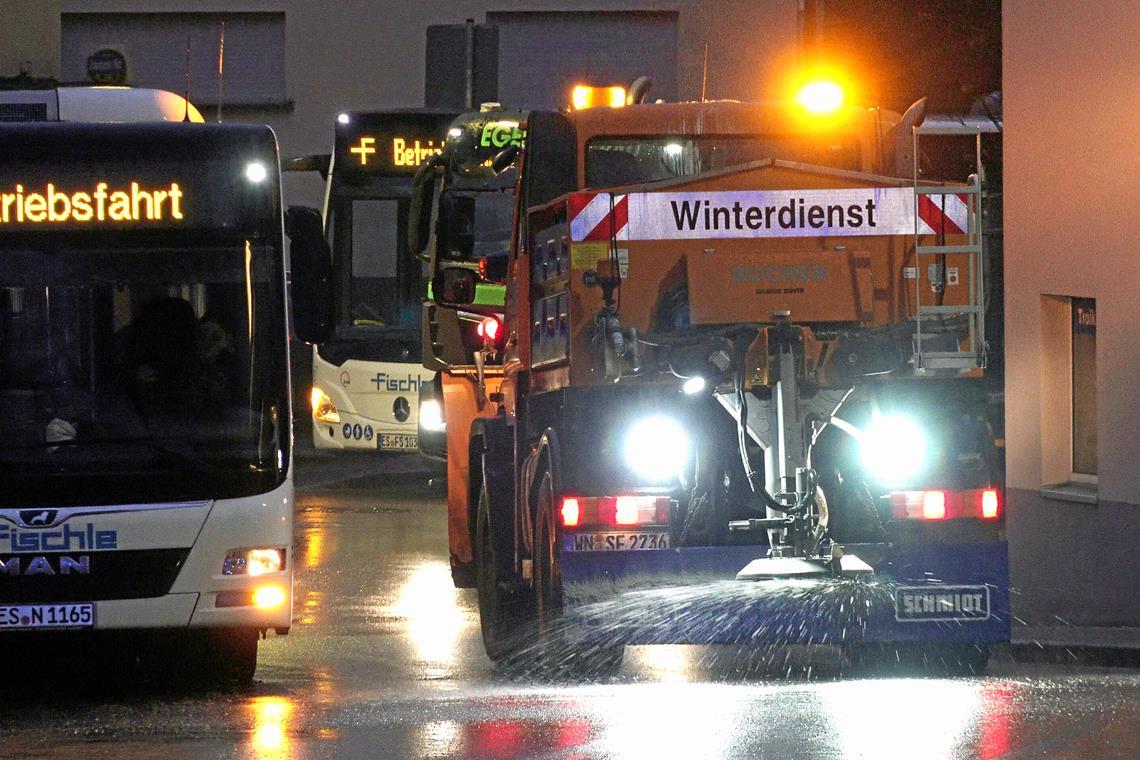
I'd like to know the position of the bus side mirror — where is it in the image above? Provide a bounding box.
[437,193,476,260]
[432,266,477,306]
[285,206,334,344]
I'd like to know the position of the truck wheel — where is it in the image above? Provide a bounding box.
[476,479,530,662]
[533,469,624,677]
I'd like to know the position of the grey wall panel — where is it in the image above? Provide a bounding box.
[488,11,678,110]
[61,12,286,106]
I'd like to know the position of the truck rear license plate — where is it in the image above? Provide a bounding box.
[565,531,670,552]
[0,603,95,630]
[379,433,418,451]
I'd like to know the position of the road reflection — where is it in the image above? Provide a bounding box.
[249,696,294,759]
[391,560,466,669]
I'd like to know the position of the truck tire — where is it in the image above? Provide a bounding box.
[476,480,530,662]
[533,469,624,677]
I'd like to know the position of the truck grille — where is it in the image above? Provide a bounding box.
[0,550,190,603]
[0,103,49,122]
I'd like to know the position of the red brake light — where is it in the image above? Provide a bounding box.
[477,317,501,343]
[560,497,580,527]
[981,489,1000,519]
[922,491,947,520]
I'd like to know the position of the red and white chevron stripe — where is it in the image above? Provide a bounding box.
[569,192,628,242]
[917,192,970,235]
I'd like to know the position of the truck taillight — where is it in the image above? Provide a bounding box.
[477,316,501,342]
[922,491,947,520]
[891,489,1003,521]
[560,497,580,527]
[981,489,1001,519]
[558,495,671,528]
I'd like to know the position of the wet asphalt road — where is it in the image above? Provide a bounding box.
[2,446,1139,759]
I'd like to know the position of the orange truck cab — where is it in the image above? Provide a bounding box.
[420,93,1005,674]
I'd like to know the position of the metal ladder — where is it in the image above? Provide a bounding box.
[912,116,1000,373]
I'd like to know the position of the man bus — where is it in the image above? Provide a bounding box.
[305,110,457,453]
[0,121,320,684]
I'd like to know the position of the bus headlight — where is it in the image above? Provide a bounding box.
[419,398,445,432]
[310,385,340,423]
[860,414,928,486]
[223,547,286,576]
[623,415,690,482]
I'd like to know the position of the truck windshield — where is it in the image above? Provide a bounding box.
[0,241,289,508]
[586,135,862,187]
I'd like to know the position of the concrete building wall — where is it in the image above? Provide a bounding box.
[1004,2,1140,627]
[59,1,800,210]
[0,0,60,79]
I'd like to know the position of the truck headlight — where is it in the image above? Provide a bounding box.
[311,386,340,423]
[623,415,690,482]
[223,547,286,576]
[419,398,445,432]
[860,414,928,486]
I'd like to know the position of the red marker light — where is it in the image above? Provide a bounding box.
[560,497,580,527]
[477,317,501,343]
[981,489,1000,519]
[922,490,947,520]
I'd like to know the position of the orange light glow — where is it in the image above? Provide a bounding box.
[349,136,377,165]
[253,585,287,609]
[795,80,845,114]
[571,84,627,110]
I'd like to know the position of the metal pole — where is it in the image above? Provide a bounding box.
[464,18,475,110]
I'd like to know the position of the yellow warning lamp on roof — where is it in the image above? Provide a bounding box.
[571,84,627,110]
[795,79,845,115]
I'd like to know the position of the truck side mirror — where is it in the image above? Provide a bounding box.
[432,266,477,306]
[285,205,334,344]
[437,193,476,260]
[491,145,519,174]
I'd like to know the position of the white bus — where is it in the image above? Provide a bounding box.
[304,110,457,453]
[0,121,318,684]
[0,85,205,123]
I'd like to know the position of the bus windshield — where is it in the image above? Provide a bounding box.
[329,195,424,333]
[0,241,289,508]
[586,135,863,187]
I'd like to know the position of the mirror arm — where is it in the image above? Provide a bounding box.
[474,350,487,411]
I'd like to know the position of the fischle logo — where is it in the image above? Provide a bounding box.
[0,523,118,552]
[0,182,185,225]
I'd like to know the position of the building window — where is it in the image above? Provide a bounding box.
[1070,298,1097,479]
[1039,295,1097,503]
[61,13,287,108]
